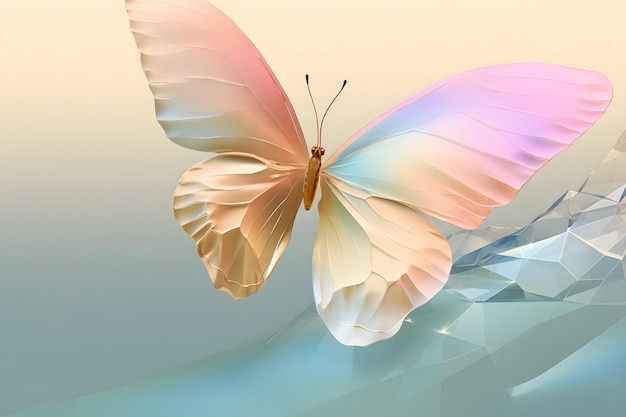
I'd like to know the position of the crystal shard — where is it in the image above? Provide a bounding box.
[450,130,626,304]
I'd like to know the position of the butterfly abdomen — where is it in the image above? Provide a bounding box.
[303,146,325,210]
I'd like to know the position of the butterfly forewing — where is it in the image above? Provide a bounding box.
[324,63,613,229]
[126,0,309,164]
[174,153,306,299]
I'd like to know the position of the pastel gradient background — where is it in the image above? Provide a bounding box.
[1,0,625,415]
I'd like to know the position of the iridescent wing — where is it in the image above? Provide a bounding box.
[174,153,306,299]
[316,63,612,345]
[126,0,308,164]
[314,178,452,346]
[126,0,309,298]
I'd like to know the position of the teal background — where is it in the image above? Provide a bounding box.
[1,0,625,415]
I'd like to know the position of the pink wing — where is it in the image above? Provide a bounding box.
[316,63,612,345]
[126,0,308,164]
[324,63,613,228]
[127,0,309,298]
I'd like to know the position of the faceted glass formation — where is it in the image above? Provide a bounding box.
[11,131,626,417]
[449,130,626,305]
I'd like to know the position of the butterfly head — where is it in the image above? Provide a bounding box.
[311,146,325,158]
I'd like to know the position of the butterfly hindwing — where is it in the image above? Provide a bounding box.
[174,153,306,299]
[315,177,452,346]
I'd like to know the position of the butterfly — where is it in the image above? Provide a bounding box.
[126,0,612,346]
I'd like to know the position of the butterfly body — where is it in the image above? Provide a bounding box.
[304,146,325,210]
[127,0,612,346]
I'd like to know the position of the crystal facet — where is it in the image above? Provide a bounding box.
[449,130,626,305]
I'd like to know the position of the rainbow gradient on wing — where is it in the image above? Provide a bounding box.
[126,0,612,345]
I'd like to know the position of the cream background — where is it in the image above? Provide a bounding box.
[1,0,624,413]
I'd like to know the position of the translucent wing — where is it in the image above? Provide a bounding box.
[316,63,612,345]
[315,177,451,346]
[324,63,613,228]
[174,153,306,299]
[127,0,310,298]
[126,0,308,164]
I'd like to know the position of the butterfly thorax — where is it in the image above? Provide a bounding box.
[303,146,325,210]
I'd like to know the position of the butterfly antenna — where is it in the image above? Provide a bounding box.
[305,74,321,149]
[319,79,347,147]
